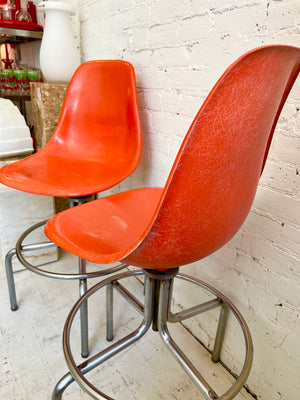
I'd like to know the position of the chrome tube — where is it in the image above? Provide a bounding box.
[106,279,144,341]
[106,283,114,341]
[79,258,89,358]
[113,281,144,314]
[52,372,75,400]
[53,270,253,400]
[168,298,222,323]
[53,270,146,399]
[5,248,18,311]
[212,303,229,363]
[176,273,253,400]
[158,279,219,399]
[5,241,57,310]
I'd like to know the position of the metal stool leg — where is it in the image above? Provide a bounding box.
[5,240,57,311]
[79,258,89,358]
[52,270,150,400]
[160,273,253,400]
[53,270,253,399]
[5,248,18,311]
[106,282,114,341]
[158,278,219,400]
[106,276,145,342]
[52,372,75,400]
[212,303,229,363]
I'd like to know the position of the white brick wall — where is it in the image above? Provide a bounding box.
[75,1,300,399]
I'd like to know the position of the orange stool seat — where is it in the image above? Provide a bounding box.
[46,188,163,263]
[0,61,142,197]
[0,145,140,197]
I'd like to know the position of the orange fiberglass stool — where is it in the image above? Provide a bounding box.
[45,45,300,399]
[0,60,142,358]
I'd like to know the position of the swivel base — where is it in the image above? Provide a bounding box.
[52,269,253,400]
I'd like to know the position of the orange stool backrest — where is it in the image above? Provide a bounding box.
[45,60,142,175]
[124,45,300,269]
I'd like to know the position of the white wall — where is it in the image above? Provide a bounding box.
[75,1,300,399]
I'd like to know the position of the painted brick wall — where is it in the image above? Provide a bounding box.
[76,1,299,399]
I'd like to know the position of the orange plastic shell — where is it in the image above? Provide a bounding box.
[45,45,300,270]
[0,61,142,197]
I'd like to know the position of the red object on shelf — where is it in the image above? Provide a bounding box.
[0,19,42,31]
[5,41,8,57]
[27,1,37,24]
[15,0,21,11]
[2,43,14,68]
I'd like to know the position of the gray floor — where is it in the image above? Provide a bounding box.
[0,248,254,400]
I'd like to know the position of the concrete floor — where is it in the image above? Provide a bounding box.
[0,247,255,400]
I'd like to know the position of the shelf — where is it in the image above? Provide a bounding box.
[0,24,42,124]
[0,26,43,44]
[1,93,31,101]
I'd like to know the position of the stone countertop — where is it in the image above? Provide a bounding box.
[30,82,68,151]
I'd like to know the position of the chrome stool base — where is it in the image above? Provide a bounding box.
[4,196,128,358]
[53,269,253,400]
